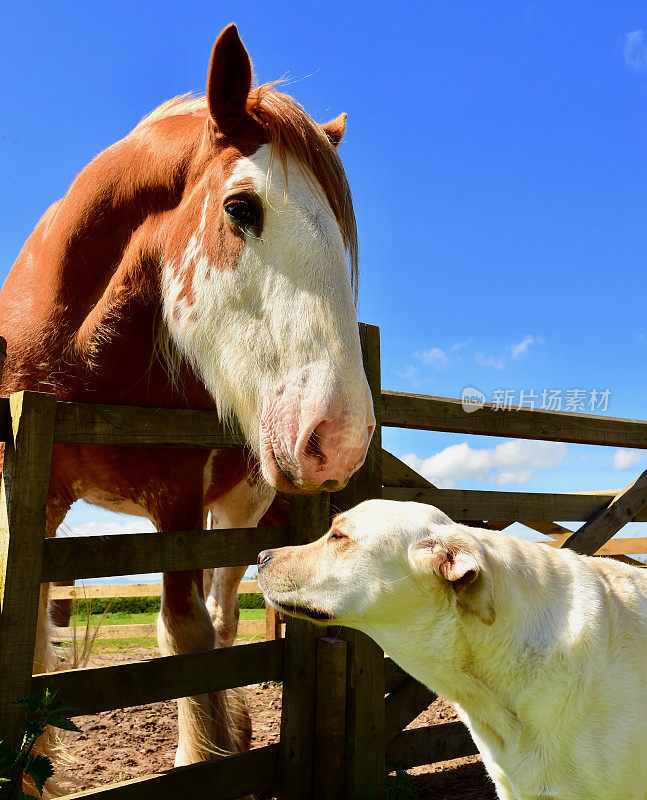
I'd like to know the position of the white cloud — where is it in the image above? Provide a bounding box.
[475,335,543,370]
[401,439,567,488]
[511,335,539,358]
[415,347,449,368]
[475,352,506,370]
[394,364,419,381]
[613,449,646,471]
[624,30,647,74]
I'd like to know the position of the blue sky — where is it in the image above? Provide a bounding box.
[2,2,647,572]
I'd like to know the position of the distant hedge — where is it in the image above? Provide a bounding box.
[238,593,265,609]
[73,592,265,615]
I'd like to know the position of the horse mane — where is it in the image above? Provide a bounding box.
[135,85,359,301]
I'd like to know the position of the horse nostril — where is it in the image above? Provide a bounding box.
[257,549,274,569]
[304,429,327,465]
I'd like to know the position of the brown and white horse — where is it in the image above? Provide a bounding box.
[0,24,374,775]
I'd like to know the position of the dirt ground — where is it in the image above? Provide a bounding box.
[56,646,495,800]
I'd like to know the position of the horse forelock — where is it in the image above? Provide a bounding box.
[135,84,358,301]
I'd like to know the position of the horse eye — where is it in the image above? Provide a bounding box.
[329,530,347,542]
[224,197,261,230]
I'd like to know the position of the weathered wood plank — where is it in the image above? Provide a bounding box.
[381,450,436,488]
[562,468,647,555]
[33,640,283,716]
[485,520,515,531]
[264,603,282,641]
[54,619,266,640]
[279,493,331,800]
[384,657,410,695]
[384,676,436,744]
[0,392,56,747]
[42,526,290,582]
[381,486,647,522]
[334,323,386,800]
[542,538,647,556]
[53,401,246,447]
[57,743,279,800]
[386,722,478,769]
[0,336,6,386]
[522,520,573,543]
[49,580,260,600]
[0,399,7,445]
[382,390,647,448]
[313,637,347,800]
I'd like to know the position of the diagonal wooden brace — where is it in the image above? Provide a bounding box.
[381,449,436,489]
[384,676,436,745]
[562,467,647,556]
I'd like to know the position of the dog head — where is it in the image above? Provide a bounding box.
[257,499,495,634]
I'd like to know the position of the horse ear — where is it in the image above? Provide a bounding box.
[321,113,347,147]
[207,24,253,136]
[409,538,495,625]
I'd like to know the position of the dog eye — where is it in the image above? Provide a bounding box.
[329,530,347,542]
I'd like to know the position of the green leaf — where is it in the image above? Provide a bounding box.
[0,741,16,772]
[9,695,40,715]
[20,722,43,742]
[24,754,54,794]
[43,716,81,734]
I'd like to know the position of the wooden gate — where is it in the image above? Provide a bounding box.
[2,324,647,799]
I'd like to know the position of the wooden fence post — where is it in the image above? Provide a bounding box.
[279,492,331,800]
[313,637,347,800]
[333,323,386,800]
[0,391,56,747]
[264,603,282,641]
[0,337,6,387]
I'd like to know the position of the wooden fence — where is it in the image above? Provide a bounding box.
[1,323,647,799]
[49,580,283,641]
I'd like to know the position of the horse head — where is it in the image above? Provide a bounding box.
[159,25,374,492]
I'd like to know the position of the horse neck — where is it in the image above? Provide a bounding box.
[1,116,214,409]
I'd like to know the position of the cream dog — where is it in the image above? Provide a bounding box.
[257,498,647,800]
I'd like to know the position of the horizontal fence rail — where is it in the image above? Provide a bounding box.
[59,744,279,800]
[381,390,647,448]
[53,402,246,448]
[382,486,647,523]
[54,620,267,640]
[2,390,644,449]
[386,722,478,769]
[42,527,289,582]
[49,580,260,600]
[0,398,245,448]
[33,640,283,717]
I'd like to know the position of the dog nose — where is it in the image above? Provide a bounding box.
[257,549,274,569]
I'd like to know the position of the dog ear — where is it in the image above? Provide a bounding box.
[410,539,495,625]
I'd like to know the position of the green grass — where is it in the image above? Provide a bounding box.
[83,631,265,652]
[66,608,268,651]
[72,607,266,627]
[239,608,265,620]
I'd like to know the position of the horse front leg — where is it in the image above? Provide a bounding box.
[204,478,275,647]
[34,497,70,676]
[156,505,252,767]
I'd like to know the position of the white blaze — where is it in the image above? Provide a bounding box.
[163,144,368,456]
